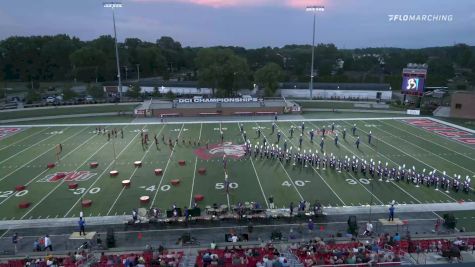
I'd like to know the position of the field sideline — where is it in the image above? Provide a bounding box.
[0,117,473,222]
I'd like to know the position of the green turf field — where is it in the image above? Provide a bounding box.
[0,117,473,221]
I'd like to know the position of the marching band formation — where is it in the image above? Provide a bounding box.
[239,122,472,194]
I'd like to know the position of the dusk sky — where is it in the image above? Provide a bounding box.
[1,0,474,49]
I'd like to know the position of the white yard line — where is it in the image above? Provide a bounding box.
[378,120,475,174]
[63,125,146,217]
[274,123,347,206]
[340,120,458,202]
[255,122,304,201]
[293,121,384,205]
[106,125,166,215]
[149,124,185,208]
[0,127,93,206]
[20,133,111,219]
[189,123,203,207]
[238,123,269,208]
[0,127,71,165]
[0,229,10,238]
[0,127,50,152]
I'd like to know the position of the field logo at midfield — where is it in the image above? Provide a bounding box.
[37,171,97,183]
[0,127,25,140]
[194,142,246,160]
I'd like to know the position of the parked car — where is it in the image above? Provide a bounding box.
[46,96,56,103]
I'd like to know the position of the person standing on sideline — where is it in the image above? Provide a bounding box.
[78,218,86,236]
[307,219,315,233]
[12,233,20,253]
[388,204,395,221]
[44,235,53,251]
[268,195,275,209]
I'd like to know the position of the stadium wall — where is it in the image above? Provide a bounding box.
[279,89,392,100]
[148,107,283,117]
[450,91,475,119]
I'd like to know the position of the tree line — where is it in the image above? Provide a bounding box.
[0,34,474,97]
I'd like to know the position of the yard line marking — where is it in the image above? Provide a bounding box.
[189,123,203,207]
[149,124,185,208]
[64,125,145,217]
[19,130,111,219]
[0,127,50,152]
[0,229,10,238]
[378,120,475,174]
[107,125,165,215]
[275,122,346,205]
[255,122,304,201]
[346,120,458,202]
[0,127,86,182]
[238,123,269,208]
[304,121,384,205]
[0,127,92,206]
[0,127,70,165]
[46,215,50,219]
[55,215,58,218]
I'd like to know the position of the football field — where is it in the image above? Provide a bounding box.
[0,117,474,221]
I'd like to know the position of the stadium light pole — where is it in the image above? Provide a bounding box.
[103,2,123,102]
[306,5,324,100]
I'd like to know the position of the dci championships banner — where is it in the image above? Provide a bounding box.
[177,97,262,103]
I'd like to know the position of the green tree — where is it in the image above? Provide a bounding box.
[26,88,41,103]
[87,84,105,99]
[126,84,141,99]
[152,86,161,97]
[62,87,77,101]
[254,63,282,96]
[195,48,250,96]
[70,47,107,82]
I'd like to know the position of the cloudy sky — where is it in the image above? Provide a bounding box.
[1,0,474,48]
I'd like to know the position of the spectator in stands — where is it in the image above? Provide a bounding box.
[393,232,401,242]
[363,221,373,236]
[210,240,217,249]
[202,251,212,266]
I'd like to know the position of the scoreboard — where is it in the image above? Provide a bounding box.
[402,67,427,96]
